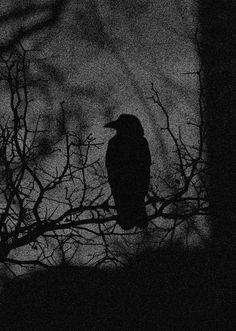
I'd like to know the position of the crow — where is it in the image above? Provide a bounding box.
[104,114,151,230]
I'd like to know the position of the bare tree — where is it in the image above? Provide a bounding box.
[0,39,209,271]
[0,42,115,268]
[146,82,208,247]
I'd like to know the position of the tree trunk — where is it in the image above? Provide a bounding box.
[200,0,236,242]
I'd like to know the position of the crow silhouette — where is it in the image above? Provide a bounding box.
[104,114,151,230]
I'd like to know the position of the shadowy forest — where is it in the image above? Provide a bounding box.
[0,0,236,330]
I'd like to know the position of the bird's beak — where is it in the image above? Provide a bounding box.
[104,120,117,129]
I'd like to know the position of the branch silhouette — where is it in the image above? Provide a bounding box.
[0,37,208,268]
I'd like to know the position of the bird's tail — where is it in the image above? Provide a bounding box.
[116,201,148,230]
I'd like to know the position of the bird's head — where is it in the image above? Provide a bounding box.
[104,114,144,136]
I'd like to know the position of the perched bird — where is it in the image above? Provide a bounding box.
[104,114,151,230]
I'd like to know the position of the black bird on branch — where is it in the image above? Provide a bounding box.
[104,114,151,230]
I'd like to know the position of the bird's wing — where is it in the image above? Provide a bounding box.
[139,137,151,193]
[106,136,151,196]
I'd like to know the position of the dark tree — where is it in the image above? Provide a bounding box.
[104,114,151,230]
[200,0,236,243]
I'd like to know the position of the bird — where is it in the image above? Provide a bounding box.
[104,114,151,230]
